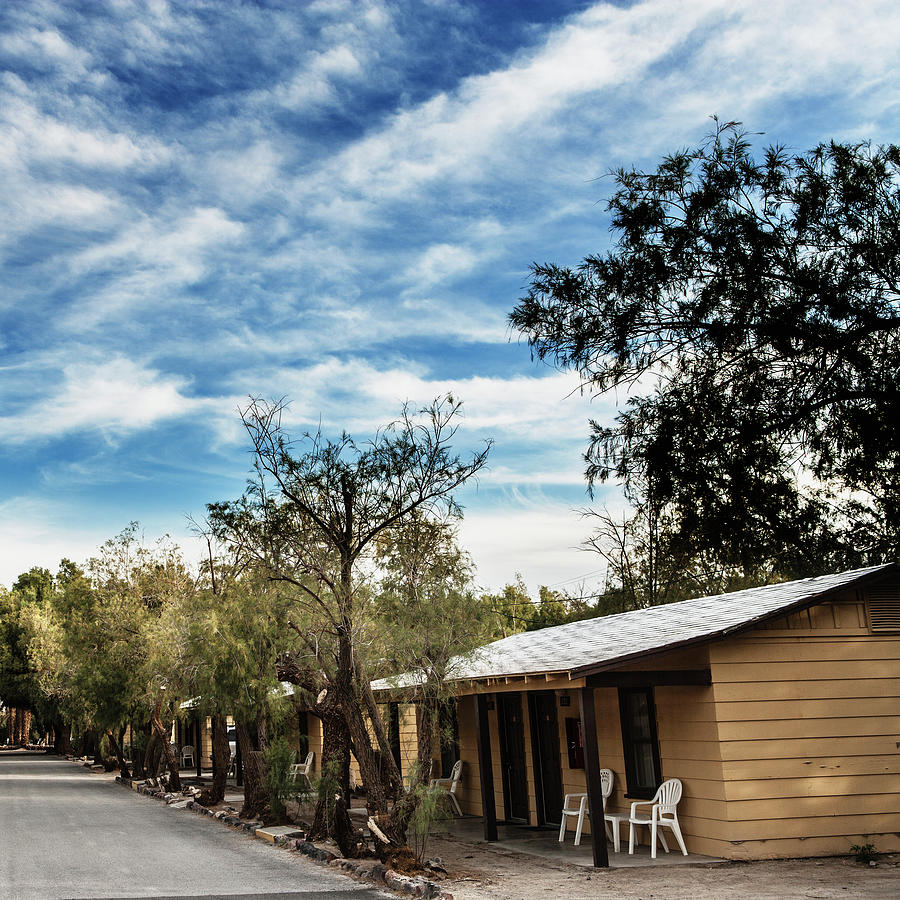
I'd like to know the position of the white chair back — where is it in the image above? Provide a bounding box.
[448,759,463,791]
[654,778,682,812]
[599,767,614,800]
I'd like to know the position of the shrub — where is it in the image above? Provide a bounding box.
[406,762,453,864]
[850,842,878,864]
[264,738,297,820]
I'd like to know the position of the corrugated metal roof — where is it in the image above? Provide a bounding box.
[374,564,894,690]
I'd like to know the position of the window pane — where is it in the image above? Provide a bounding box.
[632,742,656,791]
[627,691,652,740]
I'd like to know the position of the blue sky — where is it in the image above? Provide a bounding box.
[1,0,898,593]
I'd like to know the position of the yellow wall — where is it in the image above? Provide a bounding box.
[381,581,900,861]
[447,588,900,862]
[708,588,900,859]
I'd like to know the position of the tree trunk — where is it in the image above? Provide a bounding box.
[199,715,229,806]
[106,729,130,776]
[78,728,95,759]
[235,719,268,820]
[53,718,73,756]
[150,699,181,791]
[308,703,358,856]
[273,654,358,851]
[143,728,159,776]
[414,695,438,788]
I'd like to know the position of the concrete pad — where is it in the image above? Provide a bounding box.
[255,825,306,843]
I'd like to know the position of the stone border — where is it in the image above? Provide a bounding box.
[113,774,452,900]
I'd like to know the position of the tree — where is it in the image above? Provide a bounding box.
[374,514,491,784]
[511,122,900,579]
[210,395,490,862]
[186,535,292,816]
[0,569,58,747]
[481,576,535,637]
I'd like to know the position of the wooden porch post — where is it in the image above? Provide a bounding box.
[195,717,202,777]
[578,686,609,868]
[474,694,498,841]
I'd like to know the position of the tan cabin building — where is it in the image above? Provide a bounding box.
[375,564,900,864]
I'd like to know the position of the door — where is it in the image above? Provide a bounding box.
[529,692,564,826]
[497,692,529,822]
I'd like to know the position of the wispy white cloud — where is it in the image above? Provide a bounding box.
[458,497,607,595]
[3,0,898,592]
[61,207,245,329]
[2,95,171,169]
[0,356,207,444]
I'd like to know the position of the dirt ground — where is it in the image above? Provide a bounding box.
[76,763,896,900]
[426,834,900,900]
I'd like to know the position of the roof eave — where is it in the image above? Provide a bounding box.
[570,562,898,679]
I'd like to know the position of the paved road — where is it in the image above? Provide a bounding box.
[0,751,389,900]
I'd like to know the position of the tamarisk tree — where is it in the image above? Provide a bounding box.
[210,395,489,863]
[512,122,900,584]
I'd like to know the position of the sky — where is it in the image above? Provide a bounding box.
[1,0,898,594]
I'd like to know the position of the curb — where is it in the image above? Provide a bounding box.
[113,775,452,899]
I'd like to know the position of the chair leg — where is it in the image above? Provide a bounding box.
[606,818,620,853]
[657,826,670,853]
[559,814,567,843]
[449,792,462,817]
[650,820,657,859]
[574,808,585,847]
[628,822,636,855]
[670,819,688,855]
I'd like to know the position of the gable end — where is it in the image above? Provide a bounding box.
[866,584,900,633]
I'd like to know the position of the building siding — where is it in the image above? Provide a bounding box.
[708,589,900,859]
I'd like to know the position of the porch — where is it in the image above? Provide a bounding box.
[433,816,725,868]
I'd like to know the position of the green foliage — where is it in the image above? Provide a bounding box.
[315,757,343,838]
[406,768,452,864]
[481,578,599,636]
[850,842,878,864]
[264,737,298,820]
[511,121,900,580]
[375,514,491,691]
[482,577,535,637]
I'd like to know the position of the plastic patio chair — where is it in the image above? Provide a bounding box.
[628,778,688,859]
[290,751,315,789]
[430,759,463,816]
[180,744,195,768]
[558,767,614,847]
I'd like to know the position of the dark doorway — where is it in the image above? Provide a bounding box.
[528,692,563,826]
[497,692,529,823]
[297,710,309,759]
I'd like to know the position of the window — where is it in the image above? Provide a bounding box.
[564,716,584,769]
[618,687,662,799]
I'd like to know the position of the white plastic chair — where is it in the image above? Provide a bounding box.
[180,744,195,768]
[628,778,688,859]
[558,768,614,847]
[430,759,463,816]
[290,750,314,789]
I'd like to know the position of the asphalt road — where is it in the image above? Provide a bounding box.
[0,751,389,900]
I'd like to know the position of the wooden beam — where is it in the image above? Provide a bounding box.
[474,693,498,842]
[585,669,711,688]
[195,716,202,777]
[578,687,609,868]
